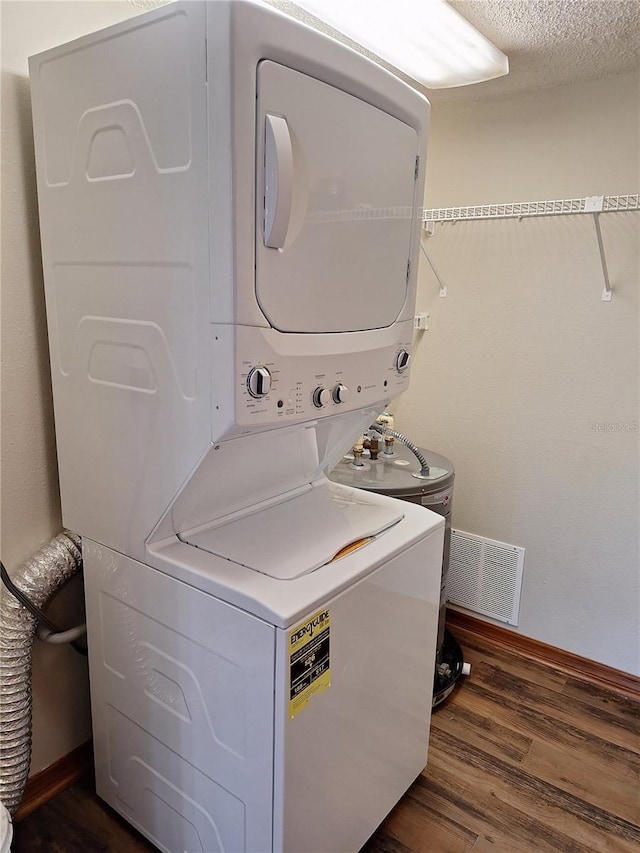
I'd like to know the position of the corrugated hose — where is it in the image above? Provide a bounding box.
[0,531,83,815]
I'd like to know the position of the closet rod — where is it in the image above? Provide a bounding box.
[421,193,639,223]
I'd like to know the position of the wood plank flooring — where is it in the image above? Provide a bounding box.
[12,627,639,852]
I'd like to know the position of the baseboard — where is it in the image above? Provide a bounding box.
[446,608,640,700]
[13,740,93,822]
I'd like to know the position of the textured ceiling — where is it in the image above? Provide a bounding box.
[441,0,640,102]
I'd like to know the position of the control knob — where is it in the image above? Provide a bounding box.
[395,349,411,373]
[313,387,331,408]
[246,366,272,398]
[332,383,349,404]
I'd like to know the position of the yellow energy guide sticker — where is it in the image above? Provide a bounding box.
[289,608,331,719]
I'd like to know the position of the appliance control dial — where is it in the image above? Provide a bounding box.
[332,383,349,404]
[313,387,331,408]
[396,349,411,373]
[247,366,272,398]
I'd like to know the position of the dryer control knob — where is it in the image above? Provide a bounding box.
[313,387,331,408]
[396,349,411,373]
[247,366,272,398]
[332,383,349,404]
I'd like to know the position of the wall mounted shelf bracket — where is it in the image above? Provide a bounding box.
[584,196,611,301]
[422,220,447,297]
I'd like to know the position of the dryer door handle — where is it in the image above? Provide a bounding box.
[264,114,293,249]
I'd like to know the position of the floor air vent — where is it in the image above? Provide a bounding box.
[448,530,525,626]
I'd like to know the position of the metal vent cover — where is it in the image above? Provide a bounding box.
[447,530,525,626]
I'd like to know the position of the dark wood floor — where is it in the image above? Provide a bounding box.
[12,628,640,852]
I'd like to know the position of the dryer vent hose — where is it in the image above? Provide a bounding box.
[0,531,82,816]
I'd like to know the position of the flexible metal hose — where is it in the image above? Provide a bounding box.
[370,423,430,476]
[0,531,82,815]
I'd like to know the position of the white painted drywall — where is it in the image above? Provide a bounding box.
[396,71,640,675]
[1,0,140,777]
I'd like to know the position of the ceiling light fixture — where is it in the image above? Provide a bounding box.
[290,0,509,89]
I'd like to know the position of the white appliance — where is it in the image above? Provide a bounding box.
[29,2,443,851]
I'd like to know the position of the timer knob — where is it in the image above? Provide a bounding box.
[247,366,272,398]
[396,349,411,373]
[332,383,349,404]
[313,387,331,408]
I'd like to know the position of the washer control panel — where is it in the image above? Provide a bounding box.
[212,323,414,438]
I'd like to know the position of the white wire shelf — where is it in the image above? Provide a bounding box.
[422,193,640,223]
[420,194,639,302]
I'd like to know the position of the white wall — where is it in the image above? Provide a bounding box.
[1,0,139,776]
[396,71,640,675]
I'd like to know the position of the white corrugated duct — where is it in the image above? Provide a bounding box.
[0,531,83,816]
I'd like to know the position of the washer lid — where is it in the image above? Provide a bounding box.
[181,481,403,580]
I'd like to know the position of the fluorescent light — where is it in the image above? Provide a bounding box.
[290,0,508,89]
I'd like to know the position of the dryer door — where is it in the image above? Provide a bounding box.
[256,61,419,334]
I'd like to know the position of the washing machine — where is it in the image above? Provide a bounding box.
[82,484,443,852]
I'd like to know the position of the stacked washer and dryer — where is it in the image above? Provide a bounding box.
[30,2,445,851]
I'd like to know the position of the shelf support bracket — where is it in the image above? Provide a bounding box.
[592,213,612,302]
[421,221,447,297]
[584,196,611,301]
